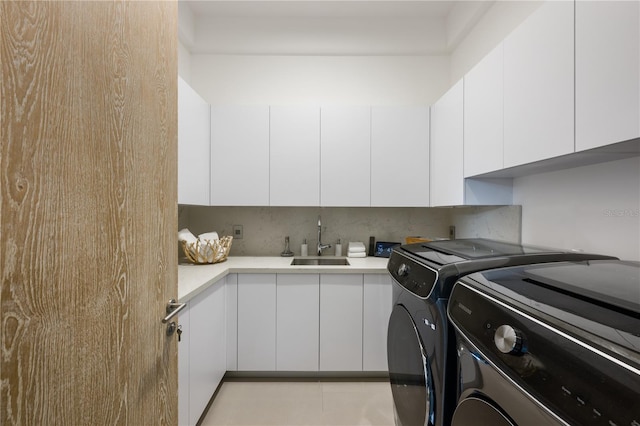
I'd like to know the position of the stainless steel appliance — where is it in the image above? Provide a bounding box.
[386,239,616,426]
[448,260,640,425]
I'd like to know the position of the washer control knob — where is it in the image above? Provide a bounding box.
[397,263,410,277]
[494,325,523,354]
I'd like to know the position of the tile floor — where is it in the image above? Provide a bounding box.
[200,378,395,426]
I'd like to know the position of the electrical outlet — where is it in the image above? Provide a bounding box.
[233,225,243,239]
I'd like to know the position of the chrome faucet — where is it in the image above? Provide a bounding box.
[317,215,331,256]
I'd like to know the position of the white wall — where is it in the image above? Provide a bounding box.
[190,55,449,106]
[451,206,522,243]
[513,157,640,261]
[178,41,192,83]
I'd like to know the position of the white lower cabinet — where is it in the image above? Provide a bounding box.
[363,274,393,371]
[276,274,320,371]
[177,303,190,426]
[178,277,226,426]
[320,274,364,371]
[232,272,390,373]
[225,274,238,371]
[179,272,390,424]
[237,274,277,371]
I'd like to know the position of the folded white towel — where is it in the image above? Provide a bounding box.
[348,242,366,253]
[198,231,219,242]
[178,228,198,244]
[348,251,367,258]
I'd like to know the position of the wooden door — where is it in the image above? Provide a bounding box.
[1,2,178,424]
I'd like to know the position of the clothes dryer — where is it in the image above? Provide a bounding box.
[386,239,615,426]
[448,260,640,425]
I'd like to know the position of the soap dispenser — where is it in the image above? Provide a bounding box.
[301,239,308,257]
[335,239,342,257]
[281,236,294,257]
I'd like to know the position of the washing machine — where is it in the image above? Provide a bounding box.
[386,239,616,426]
[448,259,640,425]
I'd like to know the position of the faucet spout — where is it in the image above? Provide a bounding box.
[317,215,331,256]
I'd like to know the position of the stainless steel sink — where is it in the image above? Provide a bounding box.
[291,257,350,266]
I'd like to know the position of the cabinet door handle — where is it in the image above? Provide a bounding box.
[162,299,186,323]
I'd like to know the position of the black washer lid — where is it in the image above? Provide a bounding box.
[401,238,567,264]
[470,260,640,354]
[483,260,640,316]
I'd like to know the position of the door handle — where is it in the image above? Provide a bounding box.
[162,299,186,323]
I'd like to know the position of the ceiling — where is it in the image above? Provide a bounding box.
[178,1,495,55]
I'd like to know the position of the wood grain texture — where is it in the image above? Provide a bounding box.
[1,2,178,424]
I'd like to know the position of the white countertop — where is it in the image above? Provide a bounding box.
[178,256,390,302]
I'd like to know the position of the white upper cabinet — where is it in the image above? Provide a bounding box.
[270,107,320,206]
[210,106,270,206]
[320,107,371,207]
[178,77,210,205]
[464,43,504,177]
[430,80,464,207]
[575,1,640,151]
[503,1,574,168]
[371,107,430,207]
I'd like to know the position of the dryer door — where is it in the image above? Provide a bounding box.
[388,304,434,426]
[451,397,515,426]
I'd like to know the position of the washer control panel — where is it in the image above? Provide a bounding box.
[388,251,437,298]
[494,325,524,355]
[449,281,640,426]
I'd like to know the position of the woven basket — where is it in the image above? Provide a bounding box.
[181,236,233,264]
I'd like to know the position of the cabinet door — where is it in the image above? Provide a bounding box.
[178,77,210,205]
[430,80,464,207]
[371,107,430,207]
[270,107,320,206]
[320,274,363,371]
[237,274,276,371]
[321,107,371,207]
[210,106,270,205]
[188,280,226,425]
[226,274,238,371]
[464,43,504,177]
[177,305,190,426]
[363,274,393,371]
[503,1,574,167]
[276,274,320,371]
[576,1,640,151]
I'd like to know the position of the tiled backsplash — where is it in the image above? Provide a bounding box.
[178,205,521,257]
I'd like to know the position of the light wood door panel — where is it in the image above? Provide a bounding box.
[1,2,178,424]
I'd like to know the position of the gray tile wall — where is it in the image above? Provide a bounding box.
[178,205,521,257]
